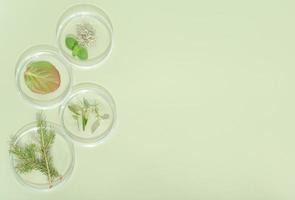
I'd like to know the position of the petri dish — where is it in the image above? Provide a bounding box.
[56,4,113,69]
[59,83,116,146]
[9,122,75,191]
[15,45,72,109]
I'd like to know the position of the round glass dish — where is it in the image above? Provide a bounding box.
[15,45,72,109]
[56,4,113,69]
[10,122,75,191]
[59,83,116,146]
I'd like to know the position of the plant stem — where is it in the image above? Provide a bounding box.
[40,125,52,187]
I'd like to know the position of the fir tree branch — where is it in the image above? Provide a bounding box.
[10,112,60,189]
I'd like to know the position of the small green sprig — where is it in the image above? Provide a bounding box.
[65,36,88,60]
[68,98,109,133]
[10,112,60,188]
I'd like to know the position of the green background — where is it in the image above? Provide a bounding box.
[1,0,295,199]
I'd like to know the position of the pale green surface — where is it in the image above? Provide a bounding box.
[1,0,295,199]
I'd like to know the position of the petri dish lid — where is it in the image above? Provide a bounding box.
[15,45,73,109]
[10,121,75,191]
[59,83,117,146]
[56,4,113,69]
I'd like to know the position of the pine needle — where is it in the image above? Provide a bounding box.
[10,112,60,188]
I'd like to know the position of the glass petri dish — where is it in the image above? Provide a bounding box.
[10,122,75,191]
[56,4,113,69]
[59,83,116,146]
[15,45,72,109]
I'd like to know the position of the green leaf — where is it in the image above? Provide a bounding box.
[72,45,80,57]
[68,104,82,115]
[71,44,88,60]
[91,119,100,133]
[77,46,88,60]
[65,36,78,50]
[24,61,61,94]
[82,112,88,131]
[72,115,80,129]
